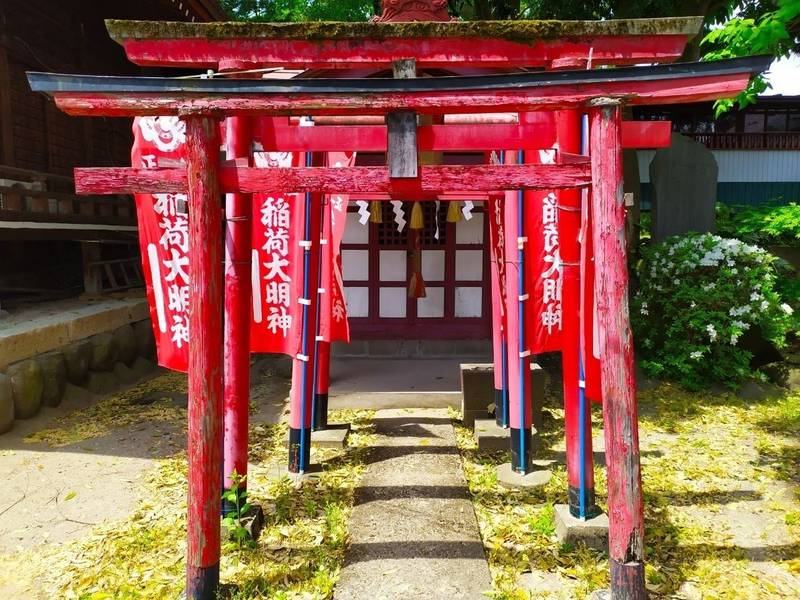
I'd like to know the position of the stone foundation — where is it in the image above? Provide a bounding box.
[0,316,157,434]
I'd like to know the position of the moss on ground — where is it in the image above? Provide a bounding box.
[452,385,800,599]
[24,371,189,447]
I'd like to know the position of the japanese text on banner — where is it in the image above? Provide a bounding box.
[131,116,190,372]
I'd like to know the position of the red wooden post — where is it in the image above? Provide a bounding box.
[223,116,253,512]
[557,109,597,517]
[590,102,646,598]
[184,114,223,599]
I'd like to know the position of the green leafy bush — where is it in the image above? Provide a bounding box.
[633,233,794,389]
[716,202,800,247]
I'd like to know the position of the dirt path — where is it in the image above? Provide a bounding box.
[0,360,289,597]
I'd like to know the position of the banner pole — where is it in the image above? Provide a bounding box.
[222,115,253,515]
[311,165,329,432]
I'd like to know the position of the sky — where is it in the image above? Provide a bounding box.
[763,54,800,96]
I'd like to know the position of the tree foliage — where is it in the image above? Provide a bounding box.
[220,0,376,22]
[703,0,800,114]
[219,0,798,111]
[220,0,734,23]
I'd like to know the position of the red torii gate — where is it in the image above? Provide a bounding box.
[27,9,766,599]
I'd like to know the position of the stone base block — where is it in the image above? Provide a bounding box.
[112,361,138,385]
[460,363,546,429]
[222,503,264,542]
[8,359,44,419]
[473,418,509,451]
[284,424,350,449]
[286,462,324,483]
[530,363,545,429]
[63,339,92,385]
[37,351,67,407]
[588,590,610,600]
[0,373,13,434]
[463,408,489,431]
[312,423,350,448]
[130,356,157,379]
[496,462,552,490]
[554,504,609,552]
[85,371,119,395]
[460,363,494,429]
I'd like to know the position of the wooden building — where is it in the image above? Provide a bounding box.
[0,0,225,308]
[634,96,800,205]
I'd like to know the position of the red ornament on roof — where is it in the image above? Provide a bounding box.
[373,0,452,22]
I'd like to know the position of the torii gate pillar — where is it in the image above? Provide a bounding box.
[183,114,224,599]
[590,101,646,599]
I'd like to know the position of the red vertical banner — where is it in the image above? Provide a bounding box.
[318,151,355,343]
[131,116,190,372]
[249,149,307,356]
[487,187,507,397]
[524,111,563,354]
[487,154,507,334]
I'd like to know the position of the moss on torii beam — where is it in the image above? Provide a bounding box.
[106,17,703,43]
[104,17,705,70]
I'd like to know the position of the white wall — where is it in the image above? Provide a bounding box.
[638,149,800,183]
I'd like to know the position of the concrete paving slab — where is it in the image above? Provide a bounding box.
[333,408,492,600]
[328,358,466,410]
[496,462,552,490]
[473,418,509,450]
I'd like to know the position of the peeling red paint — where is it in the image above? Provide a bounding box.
[74,164,592,196]
[51,73,751,118]
[589,104,645,597]
[184,115,223,583]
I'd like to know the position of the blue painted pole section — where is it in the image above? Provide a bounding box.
[298,150,313,472]
[516,149,527,473]
[311,191,324,431]
[501,337,509,428]
[578,112,590,518]
[578,352,587,519]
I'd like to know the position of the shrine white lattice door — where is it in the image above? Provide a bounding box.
[341,201,490,340]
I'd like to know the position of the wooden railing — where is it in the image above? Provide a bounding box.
[687,132,800,150]
[0,164,136,225]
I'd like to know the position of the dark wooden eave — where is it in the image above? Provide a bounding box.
[26,55,770,117]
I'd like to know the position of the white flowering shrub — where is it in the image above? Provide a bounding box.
[633,233,793,389]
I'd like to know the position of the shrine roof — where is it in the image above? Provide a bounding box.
[28,56,768,95]
[106,16,703,43]
[27,55,769,117]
